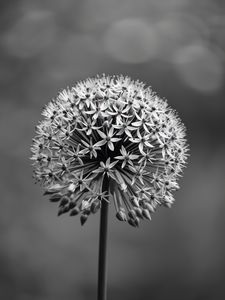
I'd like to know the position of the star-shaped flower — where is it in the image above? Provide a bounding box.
[96,127,121,151]
[80,138,101,158]
[129,129,154,152]
[77,118,101,135]
[115,146,139,168]
[112,120,136,138]
[31,74,188,226]
[92,158,118,178]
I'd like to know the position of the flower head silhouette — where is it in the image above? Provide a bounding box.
[31,75,188,227]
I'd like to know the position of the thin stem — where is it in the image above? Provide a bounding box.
[97,176,109,300]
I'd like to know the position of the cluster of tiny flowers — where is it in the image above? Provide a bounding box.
[31,75,188,227]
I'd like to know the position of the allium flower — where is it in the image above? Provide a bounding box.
[31,75,188,227]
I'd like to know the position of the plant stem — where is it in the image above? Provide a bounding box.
[97,176,109,300]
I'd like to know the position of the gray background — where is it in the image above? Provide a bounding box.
[0,0,225,299]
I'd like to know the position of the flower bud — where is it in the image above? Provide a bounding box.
[70,207,80,216]
[134,207,143,218]
[43,184,61,195]
[142,209,151,220]
[58,205,69,216]
[91,201,100,214]
[49,193,62,202]
[59,197,69,207]
[128,218,137,227]
[144,202,155,213]
[116,210,127,221]
[63,205,70,213]
[69,201,76,209]
[83,209,91,216]
[130,196,139,207]
[80,214,88,226]
[134,217,140,227]
[128,209,136,220]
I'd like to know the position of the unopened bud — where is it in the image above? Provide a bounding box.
[49,193,62,202]
[128,209,136,220]
[91,201,100,214]
[43,184,61,195]
[59,197,69,207]
[80,214,88,226]
[83,209,91,216]
[116,210,127,222]
[144,202,155,213]
[63,205,70,213]
[128,218,137,227]
[69,201,76,209]
[130,196,139,207]
[134,207,143,218]
[134,217,140,227]
[142,209,151,220]
[57,206,69,216]
[70,207,80,216]
[57,207,64,216]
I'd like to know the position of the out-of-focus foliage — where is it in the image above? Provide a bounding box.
[0,0,224,299]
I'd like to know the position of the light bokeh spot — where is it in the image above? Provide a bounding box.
[2,10,57,59]
[154,14,209,62]
[103,18,159,64]
[173,43,224,93]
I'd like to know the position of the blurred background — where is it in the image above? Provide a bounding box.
[0,0,225,299]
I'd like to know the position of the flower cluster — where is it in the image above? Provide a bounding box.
[31,75,188,227]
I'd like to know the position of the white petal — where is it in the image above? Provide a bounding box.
[97,130,107,139]
[94,140,107,147]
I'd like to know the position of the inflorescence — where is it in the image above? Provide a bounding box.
[31,75,188,227]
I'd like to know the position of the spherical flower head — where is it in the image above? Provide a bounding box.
[31,75,188,227]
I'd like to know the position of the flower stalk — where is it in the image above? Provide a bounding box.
[98,176,109,300]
